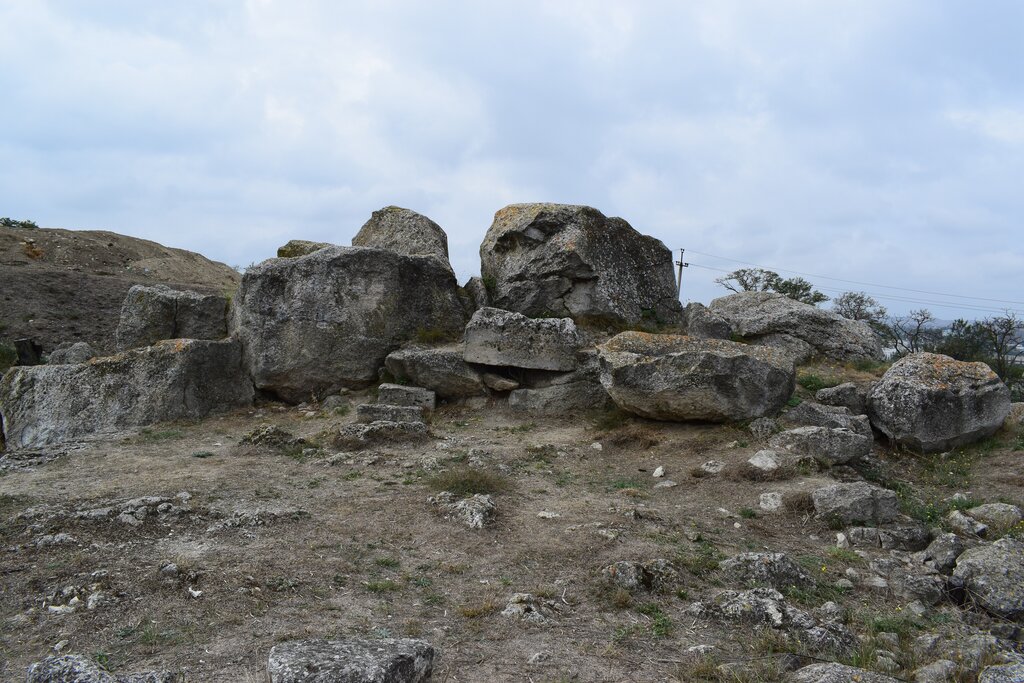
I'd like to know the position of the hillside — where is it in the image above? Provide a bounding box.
[0,222,240,355]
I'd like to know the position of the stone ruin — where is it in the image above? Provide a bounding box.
[0,201,1011,459]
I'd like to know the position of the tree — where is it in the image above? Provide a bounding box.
[714,268,829,306]
[832,291,887,325]
[975,312,1024,387]
[715,268,779,293]
[932,318,988,362]
[881,308,940,355]
[772,276,829,305]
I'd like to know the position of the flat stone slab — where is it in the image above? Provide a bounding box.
[267,638,435,683]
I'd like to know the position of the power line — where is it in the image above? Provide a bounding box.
[686,262,1024,316]
[686,249,1024,306]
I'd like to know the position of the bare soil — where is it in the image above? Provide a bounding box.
[2,365,1023,682]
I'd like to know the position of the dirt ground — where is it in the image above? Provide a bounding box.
[1,373,1023,682]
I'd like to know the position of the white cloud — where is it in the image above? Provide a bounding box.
[0,1,1022,316]
[947,107,1024,144]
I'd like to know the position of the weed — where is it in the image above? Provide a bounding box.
[739,508,758,519]
[0,339,16,372]
[375,557,401,569]
[92,652,111,670]
[676,541,722,577]
[826,547,863,565]
[612,624,644,643]
[458,599,499,618]
[592,408,630,431]
[426,467,510,496]
[609,478,644,490]
[637,603,673,637]
[364,579,400,593]
[783,491,815,514]
[797,373,840,392]
[422,592,445,606]
[332,404,351,417]
[267,576,301,592]
[191,451,216,459]
[138,428,185,443]
[415,327,456,344]
[786,396,803,407]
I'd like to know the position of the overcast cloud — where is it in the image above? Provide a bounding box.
[2,0,1022,318]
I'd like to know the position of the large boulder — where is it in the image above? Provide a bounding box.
[709,292,883,361]
[953,538,1024,622]
[232,247,466,402]
[597,332,795,422]
[811,482,898,525]
[681,302,732,340]
[0,339,252,449]
[384,346,486,399]
[353,206,452,271]
[479,203,682,327]
[867,353,1011,453]
[463,307,581,371]
[267,638,435,683]
[115,284,228,351]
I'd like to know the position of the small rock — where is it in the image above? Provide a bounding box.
[718,552,814,591]
[528,652,550,665]
[429,492,496,529]
[790,662,900,682]
[652,466,665,478]
[654,480,678,489]
[537,511,560,519]
[747,450,785,473]
[591,442,603,451]
[967,503,1023,531]
[759,492,783,511]
[701,460,725,474]
[913,659,957,683]
[604,559,678,592]
[947,509,988,537]
[978,663,1024,683]
[501,593,559,623]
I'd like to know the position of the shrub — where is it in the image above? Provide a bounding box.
[426,467,509,496]
[797,373,839,392]
[0,339,16,373]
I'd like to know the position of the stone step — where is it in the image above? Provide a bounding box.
[356,403,425,424]
[377,383,436,411]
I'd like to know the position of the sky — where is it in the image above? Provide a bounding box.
[1,0,1023,319]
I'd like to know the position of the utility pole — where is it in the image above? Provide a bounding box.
[676,248,689,297]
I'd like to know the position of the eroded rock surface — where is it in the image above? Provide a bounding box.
[232,247,466,402]
[868,353,1011,453]
[710,291,883,361]
[267,638,435,683]
[463,307,580,371]
[1,340,252,449]
[597,332,795,422]
[479,203,682,326]
[115,284,228,351]
[353,206,452,271]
